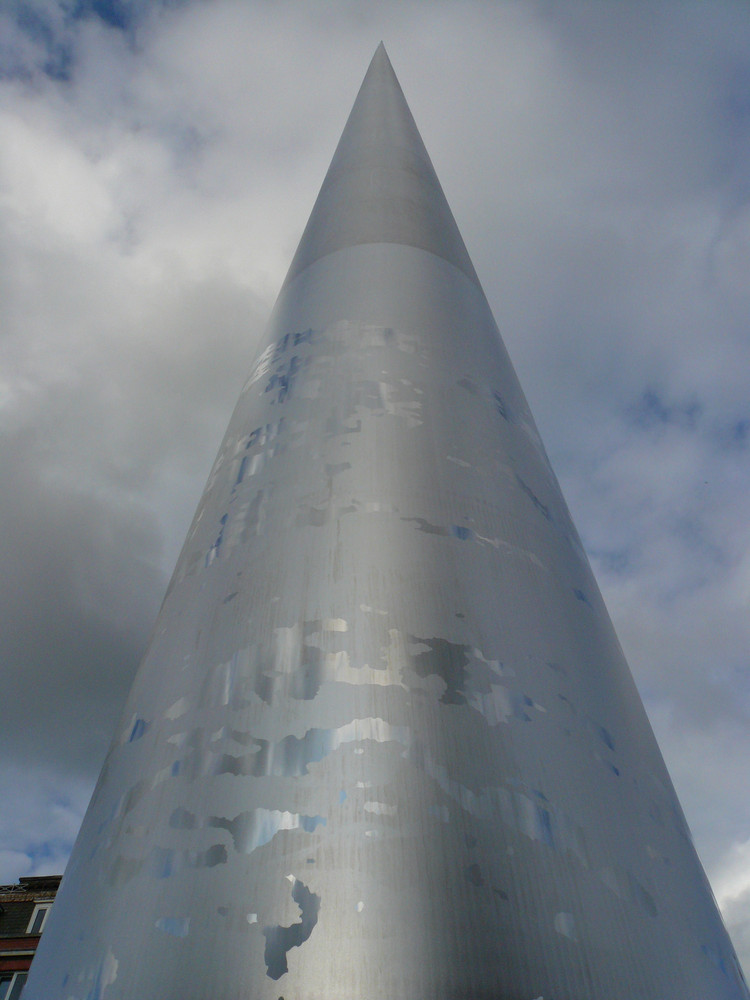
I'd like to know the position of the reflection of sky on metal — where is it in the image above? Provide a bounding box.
[24,44,749,1000]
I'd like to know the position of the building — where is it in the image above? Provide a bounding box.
[25,44,749,1000]
[0,875,60,998]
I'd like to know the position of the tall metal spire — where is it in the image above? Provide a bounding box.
[283,42,478,288]
[27,46,748,1000]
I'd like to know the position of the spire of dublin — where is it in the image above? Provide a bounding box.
[25,44,749,1000]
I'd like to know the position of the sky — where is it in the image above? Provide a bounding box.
[1,0,749,972]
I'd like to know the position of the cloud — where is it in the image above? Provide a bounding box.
[1,0,749,975]
[0,765,93,883]
[713,837,750,972]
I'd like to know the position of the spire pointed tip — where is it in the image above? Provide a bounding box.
[370,41,391,68]
[282,38,479,290]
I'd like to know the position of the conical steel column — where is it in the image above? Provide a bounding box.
[26,44,748,1000]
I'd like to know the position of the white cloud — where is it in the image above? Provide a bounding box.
[0,109,116,244]
[0,765,92,883]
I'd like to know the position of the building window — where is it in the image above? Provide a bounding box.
[0,973,27,1000]
[26,902,51,934]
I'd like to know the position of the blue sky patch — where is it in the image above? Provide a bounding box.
[628,387,702,431]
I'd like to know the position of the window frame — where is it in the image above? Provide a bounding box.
[26,901,52,934]
[0,972,28,1000]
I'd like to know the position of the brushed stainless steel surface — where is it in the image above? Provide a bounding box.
[25,44,749,1000]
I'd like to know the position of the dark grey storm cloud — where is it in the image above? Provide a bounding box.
[1,0,749,972]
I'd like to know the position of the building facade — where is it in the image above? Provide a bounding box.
[0,875,60,999]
